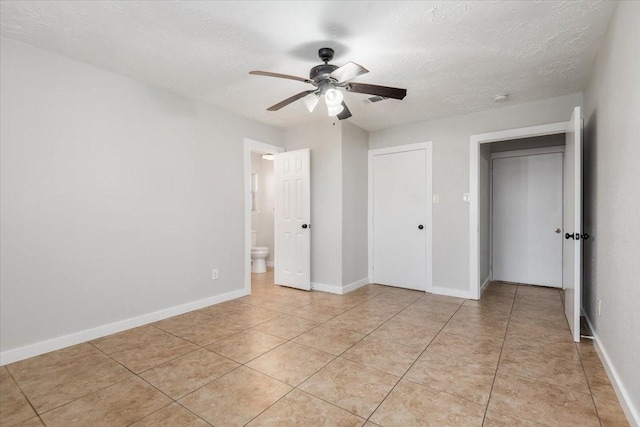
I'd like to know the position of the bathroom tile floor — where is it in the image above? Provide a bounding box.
[1,269,629,426]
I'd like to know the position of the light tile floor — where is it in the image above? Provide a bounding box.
[0,269,630,426]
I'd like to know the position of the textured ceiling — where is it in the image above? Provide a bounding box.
[0,1,616,131]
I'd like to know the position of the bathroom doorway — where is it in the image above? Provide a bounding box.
[250,151,275,273]
[243,139,284,294]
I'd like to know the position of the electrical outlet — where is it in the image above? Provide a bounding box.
[212,269,219,280]
[597,299,602,316]
[433,194,440,204]
[463,193,471,203]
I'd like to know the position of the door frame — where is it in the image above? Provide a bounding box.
[368,141,433,292]
[469,122,570,299]
[243,138,285,294]
[490,146,565,287]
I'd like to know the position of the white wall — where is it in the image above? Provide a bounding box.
[283,120,342,288]
[583,1,640,422]
[341,122,369,287]
[0,38,283,360]
[369,93,583,293]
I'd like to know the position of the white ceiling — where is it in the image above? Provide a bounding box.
[0,1,616,131]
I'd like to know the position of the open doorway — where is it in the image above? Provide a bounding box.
[250,152,275,272]
[469,120,569,299]
[243,139,284,294]
[470,106,583,342]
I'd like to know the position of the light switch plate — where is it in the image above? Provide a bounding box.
[433,194,440,204]
[463,193,471,203]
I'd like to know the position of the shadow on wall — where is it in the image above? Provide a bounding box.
[142,87,198,117]
[582,108,598,320]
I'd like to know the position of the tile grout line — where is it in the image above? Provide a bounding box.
[87,323,237,426]
[239,282,392,425]
[361,296,468,424]
[480,286,594,425]
[289,288,499,420]
[2,365,42,423]
[11,341,142,419]
[576,338,605,427]
[200,302,348,424]
[479,284,518,425]
[242,287,427,424]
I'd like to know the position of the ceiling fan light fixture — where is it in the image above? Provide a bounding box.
[327,104,344,117]
[250,47,407,120]
[302,92,320,112]
[324,88,344,108]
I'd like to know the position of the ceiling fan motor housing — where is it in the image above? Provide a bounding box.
[310,47,339,85]
[310,64,338,84]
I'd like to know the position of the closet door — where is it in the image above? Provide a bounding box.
[492,151,564,287]
[370,143,432,291]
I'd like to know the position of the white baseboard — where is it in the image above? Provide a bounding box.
[584,315,639,427]
[343,278,370,294]
[311,282,343,295]
[480,276,491,296]
[311,278,370,295]
[0,288,249,366]
[427,285,474,300]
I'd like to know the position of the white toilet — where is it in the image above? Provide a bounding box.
[251,230,269,273]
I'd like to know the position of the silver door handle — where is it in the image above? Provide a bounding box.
[555,228,561,233]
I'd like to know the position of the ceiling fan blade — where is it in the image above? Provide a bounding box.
[337,102,352,120]
[249,70,312,84]
[329,62,369,83]
[267,90,317,111]
[345,82,407,100]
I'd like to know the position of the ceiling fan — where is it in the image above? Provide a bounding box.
[249,47,407,120]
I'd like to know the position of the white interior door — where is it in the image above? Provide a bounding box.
[371,146,430,291]
[563,106,583,342]
[274,149,311,291]
[492,152,564,287]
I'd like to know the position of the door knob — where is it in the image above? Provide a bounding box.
[555,228,561,233]
[418,224,424,230]
[301,224,308,229]
[565,232,590,240]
